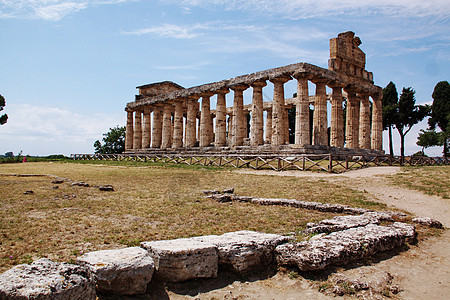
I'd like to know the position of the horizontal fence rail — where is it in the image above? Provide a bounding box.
[70,153,449,173]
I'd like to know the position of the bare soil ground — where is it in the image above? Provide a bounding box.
[178,166,449,300]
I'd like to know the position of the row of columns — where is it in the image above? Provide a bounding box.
[126,77,382,151]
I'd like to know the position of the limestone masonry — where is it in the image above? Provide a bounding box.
[125,31,383,154]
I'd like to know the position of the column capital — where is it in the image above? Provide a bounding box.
[292,71,312,80]
[215,88,230,95]
[328,80,346,89]
[229,83,249,91]
[200,91,215,98]
[310,76,329,84]
[250,80,267,88]
[269,75,291,84]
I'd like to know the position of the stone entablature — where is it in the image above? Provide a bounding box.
[124,31,383,153]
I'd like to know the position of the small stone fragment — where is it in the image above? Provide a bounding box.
[412,217,443,229]
[23,190,34,194]
[98,185,114,192]
[72,182,89,187]
[202,190,220,195]
[222,188,234,194]
[51,179,64,184]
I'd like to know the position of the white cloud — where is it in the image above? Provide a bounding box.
[122,23,209,39]
[0,0,135,21]
[173,0,450,19]
[0,104,123,156]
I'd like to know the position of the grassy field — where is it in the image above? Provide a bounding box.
[391,165,450,199]
[0,161,391,273]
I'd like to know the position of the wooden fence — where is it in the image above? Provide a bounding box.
[70,153,449,173]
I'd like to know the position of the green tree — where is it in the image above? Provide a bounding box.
[416,129,444,155]
[395,87,429,158]
[0,94,8,125]
[382,82,398,156]
[428,81,450,156]
[94,126,126,154]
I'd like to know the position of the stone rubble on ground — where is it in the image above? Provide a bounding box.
[76,247,154,295]
[0,258,96,300]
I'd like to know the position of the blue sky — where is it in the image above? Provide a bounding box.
[0,0,449,156]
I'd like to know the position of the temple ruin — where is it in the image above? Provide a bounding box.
[124,31,383,156]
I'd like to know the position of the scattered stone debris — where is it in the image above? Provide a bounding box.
[77,247,154,295]
[222,188,234,194]
[0,258,96,299]
[23,190,34,195]
[72,181,89,187]
[51,186,59,189]
[319,271,401,298]
[412,217,443,229]
[51,179,64,184]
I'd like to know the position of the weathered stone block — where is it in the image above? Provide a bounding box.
[276,223,414,271]
[76,247,154,295]
[0,258,96,299]
[412,217,443,229]
[140,238,218,282]
[193,231,291,273]
[305,212,394,234]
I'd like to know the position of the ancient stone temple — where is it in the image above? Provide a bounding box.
[124,31,383,155]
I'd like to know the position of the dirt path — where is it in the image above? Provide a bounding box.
[190,166,449,299]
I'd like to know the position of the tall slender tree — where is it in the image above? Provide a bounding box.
[382,82,398,156]
[395,87,429,158]
[0,94,8,125]
[428,81,450,156]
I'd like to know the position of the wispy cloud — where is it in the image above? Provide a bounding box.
[0,0,135,21]
[172,0,450,19]
[122,23,210,39]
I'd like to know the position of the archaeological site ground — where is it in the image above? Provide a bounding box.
[0,161,448,299]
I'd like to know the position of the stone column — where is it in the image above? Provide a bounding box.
[250,81,266,146]
[231,84,248,147]
[359,93,371,149]
[345,91,360,148]
[270,76,290,146]
[312,79,328,146]
[161,103,173,149]
[215,89,229,147]
[371,93,383,151]
[185,97,199,147]
[227,114,233,145]
[125,109,134,150]
[200,92,214,147]
[172,100,184,148]
[294,75,310,146]
[330,85,344,147]
[133,110,142,149]
[142,108,151,149]
[152,106,163,148]
[265,109,272,143]
[284,108,290,144]
[243,111,249,140]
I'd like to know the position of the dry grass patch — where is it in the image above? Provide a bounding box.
[1,161,384,273]
[390,165,450,199]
